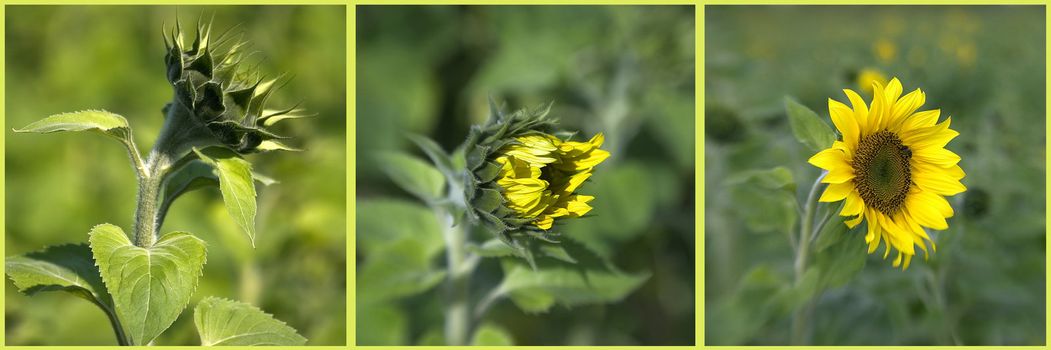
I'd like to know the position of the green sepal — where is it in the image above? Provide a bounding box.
[475,161,503,183]
[471,188,504,213]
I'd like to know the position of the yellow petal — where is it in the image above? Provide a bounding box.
[841,192,864,217]
[913,171,967,196]
[869,80,887,130]
[808,148,849,171]
[845,214,864,228]
[905,119,959,151]
[901,109,941,131]
[912,147,961,167]
[533,215,554,230]
[888,88,925,131]
[905,191,950,230]
[823,166,855,184]
[818,182,853,202]
[829,98,859,147]
[832,140,854,161]
[884,77,904,107]
[843,89,870,134]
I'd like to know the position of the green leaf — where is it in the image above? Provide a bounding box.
[89,224,207,345]
[416,328,445,345]
[6,244,112,307]
[723,166,796,192]
[469,239,516,258]
[162,160,276,211]
[255,140,302,152]
[194,296,306,346]
[163,161,219,205]
[561,162,661,256]
[784,97,836,152]
[726,167,798,235]
[356,303,407,345]
[494,239,649,313]
[358,199,443,259]
[814,209,851,252]
[14,110,130,140]
[375,151,446,202]
[471,323,515,345]
[357,238,447,305]
[194,147,257,246]
[408,134,456,180]
[813,216,867,289]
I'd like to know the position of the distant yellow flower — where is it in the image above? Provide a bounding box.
[856,68,888,95]
[494,132,610,230]
[809,78,965,269]
[874,39,898,63]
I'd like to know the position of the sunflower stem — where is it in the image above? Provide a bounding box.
[440,198,474,346]
[791,171,825,345]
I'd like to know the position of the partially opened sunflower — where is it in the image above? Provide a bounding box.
[808,78,965,269]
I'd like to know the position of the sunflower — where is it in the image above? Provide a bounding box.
[493,132,609,230]
[808,78,965,269]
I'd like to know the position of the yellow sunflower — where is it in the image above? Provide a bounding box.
[808,78,965,269]
[493,132,609,230]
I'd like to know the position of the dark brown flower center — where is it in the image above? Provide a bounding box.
[852,130,912,214]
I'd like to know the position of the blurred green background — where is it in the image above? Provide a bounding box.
[5,5,346,345]
[705,6,1044,345]
[356,5,695,345]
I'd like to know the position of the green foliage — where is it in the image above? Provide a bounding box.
[494,240,650,314]
[375,151,446,202]
[725,167,799,235]
[89,224,207,345]
[193,147,257,246]
[357,239,448,305]
[784,97,836,152]
[6,244,114,313]
[194,297,306,346]
[812,215,867,290]
[14,110,131,141]
[471,323,515,345]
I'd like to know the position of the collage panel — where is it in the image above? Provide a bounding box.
[704,5,1045,346]
[4,5,347,346]
[355,4,696,346]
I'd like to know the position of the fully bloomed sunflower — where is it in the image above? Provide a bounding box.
[809,78,965,269]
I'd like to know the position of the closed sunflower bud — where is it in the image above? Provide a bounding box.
[463,100,609,243]
[154,19,306,161]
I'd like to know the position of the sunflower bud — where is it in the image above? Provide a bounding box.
[154,19,307,164]
[463,100,609,244]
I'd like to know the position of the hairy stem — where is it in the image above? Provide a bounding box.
[442,208,471,346]
[133,174,163,247]
[133,148,174,247]
[791,171,825,345]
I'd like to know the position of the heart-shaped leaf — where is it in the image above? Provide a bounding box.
[90,224,207,345]
[193,147,257,246]
[194,296,307,346]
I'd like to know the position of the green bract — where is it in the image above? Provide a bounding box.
[157,19,307,160]
[6,18,306,346]
[461,100,561,244]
